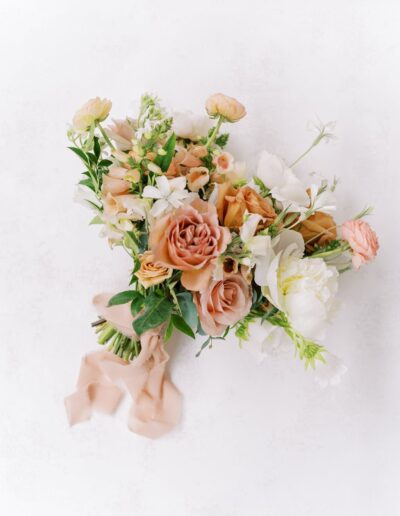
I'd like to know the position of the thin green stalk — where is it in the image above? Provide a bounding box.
[96,121,115,150]
[206,116,223,148]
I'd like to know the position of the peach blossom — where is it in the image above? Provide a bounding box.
[341,219,379,270]
[106,118,135,151]
[102,165,131,195]
[205,93,246,122]
[149,199,231,292]
[193,273,252,336]
[187,167,210,192]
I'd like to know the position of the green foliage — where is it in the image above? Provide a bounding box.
[253,176,270,197]
[154,133,176,172]
[215,133,229,148]
[170,314,195,339]
[176,291,198,331]
[132,293,173,335]
[108,290,140,306]
[130,293,145,316]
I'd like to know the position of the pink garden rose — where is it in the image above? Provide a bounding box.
[149,199,231,291]
[193,273,252,336]
[341,219,379,270]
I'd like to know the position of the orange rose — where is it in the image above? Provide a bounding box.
[135,251,172,288]
[297,212,337,253]
[149,199,231,292]
[216,183,276,229]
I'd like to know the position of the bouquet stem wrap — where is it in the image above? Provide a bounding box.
[65,294,181,439]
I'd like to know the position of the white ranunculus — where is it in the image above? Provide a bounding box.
[72,97,112,133]
[245,320,292,363]
[256,151,309,212]
[262,251,338,340]
[313,352,347,387]
[172,111,212,141]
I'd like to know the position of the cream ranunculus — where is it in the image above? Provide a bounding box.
[205,93,246,122]
[135,251,173,288]
[72,97,112,132]
[262,248,338,340]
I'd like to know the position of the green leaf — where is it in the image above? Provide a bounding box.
[98,159,113,167]
[176,291,198,331]
[154,133,176,172]
[215,133,229,148]
[68,146,89,164]
[93,137,100,160]
[89,215,103,225]
[171,314,195,339]
[78,178,95,192]
[133,293,173,335]
[108,290,140,306]
[164,317,174,342]
[130,295,145,316]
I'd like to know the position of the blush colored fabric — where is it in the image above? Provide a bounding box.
[65,294,181,439]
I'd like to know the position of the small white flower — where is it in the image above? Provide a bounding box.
[313,352,347,387]
[172,111,212,141]
[245,320,292,363]
[308,182,336,214]
[213,151,235,173]
[142,176,193,217]
[256,151,309,212]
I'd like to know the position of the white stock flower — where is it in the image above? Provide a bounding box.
[262,250,338,340]
[172,111,212,141]
[240,213,274,286]
[313,352,347,387]
[142,176,194,217]
[256,151,309,212]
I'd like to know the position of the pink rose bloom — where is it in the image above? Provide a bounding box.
[193,273,252,336]
[149,199,231,291]
[341,219,379,270]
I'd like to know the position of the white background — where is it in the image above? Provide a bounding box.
[1,1,399,515]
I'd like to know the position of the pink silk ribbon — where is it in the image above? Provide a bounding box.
[64,293,182,439]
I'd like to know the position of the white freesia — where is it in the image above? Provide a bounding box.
[308,182,336,214]
[240,213,274,286]
[142,176,194,217]
[313,351,347,387]
[262,251,338,340]
[256,151,309,212]
[245,320,292,363]
[172,111,212,141]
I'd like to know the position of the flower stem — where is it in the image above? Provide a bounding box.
[96,121,115,150]
[206,116,223,148]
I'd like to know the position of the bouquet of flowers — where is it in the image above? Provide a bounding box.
[65,93,379,438]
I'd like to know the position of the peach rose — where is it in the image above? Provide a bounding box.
[149,199,231,291]
[193,273,252,336]
[341,219,379,270]
[187,167,210,192]
[216,182,276,229]
[135,251,172,288]
[72,97,112,132]
[205,93,246,122]
[298,212,337,253]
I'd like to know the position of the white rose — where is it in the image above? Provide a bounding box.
[72,97,112,132]
[172,111,212,141]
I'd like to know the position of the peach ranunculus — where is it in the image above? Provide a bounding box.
[193,273,252,336]
[135,251,173,288]
[298,212,337,253]
[149,199,231,292]
[106,118,135,151]
[216,182,276,229]
[205,93,246,122]
[72,97,112,132]
[341,219,379,270]
[187,167,210,192]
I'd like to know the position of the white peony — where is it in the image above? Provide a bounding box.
[172,111,212,141]
[256,150,309,212]
[262,249,338,340]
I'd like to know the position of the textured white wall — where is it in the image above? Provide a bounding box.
[1,1,399,515]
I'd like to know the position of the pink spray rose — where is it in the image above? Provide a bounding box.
[149,199,231,292]
[193,273,252,336]
[341,219,379,270]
